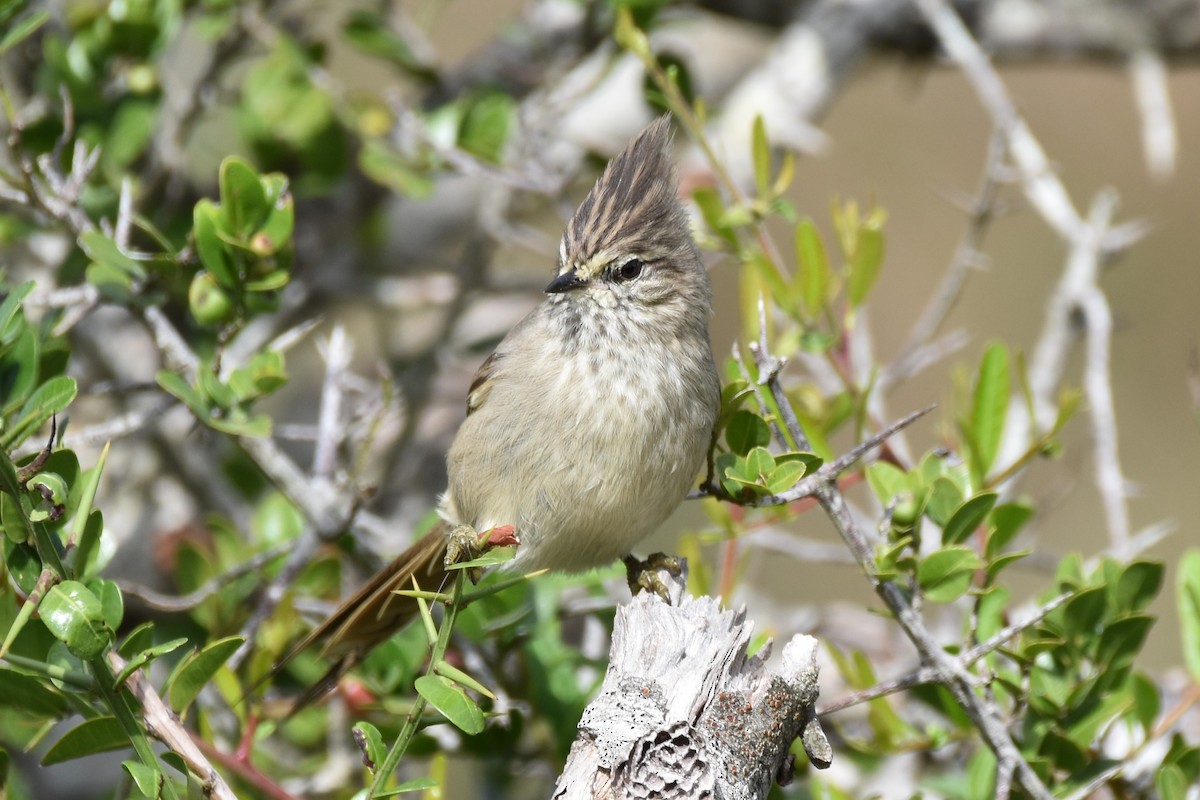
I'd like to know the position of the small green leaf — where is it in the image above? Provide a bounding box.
[42,717,126,765]
[459,93,515,164]
[219,157,270,237]
[847,223,884,308]
[1059,586,1109,638]
[0,10,49,55]
[115,637,190,690]
[359,139,433,197]
[1096,614,1154,670]
[342,10,433,77]
[122,760,164,797]
[725,410,770,456]
[985,502,1033,558]
[794,218,830,317]
[925,477,963,527]
[942,492,997,546]
[866,461,907,504]
[751,115,771,198]
[0,669,68,716]
[352,721,385,772]
[1178,550,1200,681]
[742,447,775,481]
[433,659,496,699]
[79,232,144,280]
[414,674,485,734]
[985,549,1030,583]
[1115,561,1163,613]
[969,343,1009,478]
[87,578,124,631]
[765,460,806,495]
[917,547,983,603]
[166,635,245,714]
[19,375,77,422]
[372,778,442,796]
[39,580,111,659]
[1158,765,1188,800]
[155,371,207,416]
[193,199,238,287]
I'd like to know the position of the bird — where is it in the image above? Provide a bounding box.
[272,116,721,711]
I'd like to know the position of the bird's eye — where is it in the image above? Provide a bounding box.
[616,259,644,282]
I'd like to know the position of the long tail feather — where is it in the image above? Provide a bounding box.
[264,523,448,714]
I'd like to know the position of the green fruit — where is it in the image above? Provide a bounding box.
[188,272,235,326]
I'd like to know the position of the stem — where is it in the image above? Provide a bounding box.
[367,568,466,797]
[92,658,181,800]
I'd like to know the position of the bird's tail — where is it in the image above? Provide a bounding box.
[266,523,448,715]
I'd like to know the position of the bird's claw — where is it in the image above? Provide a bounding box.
[623,552,682,603]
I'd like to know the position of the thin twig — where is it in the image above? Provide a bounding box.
[119,544,291,612]
[106,651,238,800]
[1128,48,1177,180]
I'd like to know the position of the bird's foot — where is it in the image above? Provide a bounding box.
[623,552,682,603]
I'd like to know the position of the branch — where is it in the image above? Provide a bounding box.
[748,339,1055,800]
[554,561,830,799]
[106,651,237,800]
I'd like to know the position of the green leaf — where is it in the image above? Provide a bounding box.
[342,10,432,77]
[847,223,884,308]
[0,669,68,716]
[103,100,158,173]
[969,343,1009,478]
[155,371,207,416]
[794,218,830,317]
[70,441,109,574]
[166,635,245,714]
[17,376,77,435]
[985,549,1030,583]
[1158,765,1188,800]
[39,580,111,659]
[1096,614,1154,671]
[742,447,775,481]
[1115,561,1163,613]
[724,410,770,456]
[115,637,189,690]
[751,115,771,198]
[1179,550,1200,681]
[765,459,806,495]
[359,139,433,197]
[433,659,496,699]
[1059,586,1108,639]
[219,157,270,238]
[942,492,997,546]
[917,547,983,604]
[42,717,126,765]
[459,93,515,164]
[925,477,963,527]
[866,461,907,504]
[985,502,1033,558]
[372,778,442,796]
[122,760,164,797]
[352,721,385,772]
[414,674,485,734]
[0,10,48,55]
[87,578,124,631]
[79,232,145,280]
[193,199,237,287]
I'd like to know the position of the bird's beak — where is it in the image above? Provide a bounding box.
[545,271,587,294]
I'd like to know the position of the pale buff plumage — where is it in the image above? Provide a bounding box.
[275,117,720,709]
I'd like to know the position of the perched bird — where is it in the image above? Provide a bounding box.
[274,116,721,710]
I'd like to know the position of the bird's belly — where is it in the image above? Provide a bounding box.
[443,350,709,574]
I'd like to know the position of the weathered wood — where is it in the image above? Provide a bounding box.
[554,562,830,799]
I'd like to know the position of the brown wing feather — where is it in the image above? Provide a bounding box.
[466,352,501,415]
